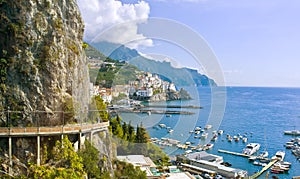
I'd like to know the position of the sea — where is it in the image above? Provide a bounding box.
[120,86,300,178]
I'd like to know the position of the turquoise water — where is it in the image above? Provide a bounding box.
[120,87,300,178]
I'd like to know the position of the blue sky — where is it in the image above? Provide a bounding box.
[78,0,300,87]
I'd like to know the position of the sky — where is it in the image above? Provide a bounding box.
[78,0,300,87]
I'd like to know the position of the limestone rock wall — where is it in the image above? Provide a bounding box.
[0,0,90,126]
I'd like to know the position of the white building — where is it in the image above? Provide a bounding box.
[168,83,177,92]
[178,152,247,178]
[136,88,153,97]
[117,155,156,177]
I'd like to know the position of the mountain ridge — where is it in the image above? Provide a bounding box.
[90,41,217,87]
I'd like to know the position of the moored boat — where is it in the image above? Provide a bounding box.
[272,151,285,161]
[204,124,212,130]
[203,143,214,150]
[242,143,260,155]
[284,130,300,136]
[258,151,269,158]
[195,127,201,131]
[285,141,294,149]
[211,134,218,141]
[168,129,174,133]
[234,136,240,142]
[159,123,166,128]
[218,130,224,135]
[201,133,208,139]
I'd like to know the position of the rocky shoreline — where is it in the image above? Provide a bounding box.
[150,88,192,102]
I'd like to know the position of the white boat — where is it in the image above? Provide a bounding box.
[258,151,269,158]
[242,137,248,143]
[195,127,201,131]
[233,136,239,142]
[185,150,193,154]
[248,156,257,161]
[159,123,166,128]
[168,129,174,133]
[242,143,260,155]
[227,136,233,142]
[218,130,224,135]
[201,133,208,139]
[147,111,151,115]
[285,141,294,149]
[195,131,200,135]
[211,134,218,141]
[185,142,191,145]
[284,130,300,136]
[204,124,212,130]
[272,151,285,161]
[189,130,194,133]
[203,143,214,150]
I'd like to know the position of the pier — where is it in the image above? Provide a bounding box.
[249,159,277,179]
[218,149,250,157]
[142,105,202,109]
[218,149,278,179]
[118,109,195,115]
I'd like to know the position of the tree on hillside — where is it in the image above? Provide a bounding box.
[127,121,135,142]
[78,140,101,178]
[29,136,85,179]
[135,123,149,143]
[90,95,109,122]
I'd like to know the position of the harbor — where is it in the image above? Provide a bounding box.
[126,87,300,178]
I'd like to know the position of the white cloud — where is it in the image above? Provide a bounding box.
[77,0,152,48]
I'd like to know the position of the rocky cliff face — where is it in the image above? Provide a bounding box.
[0,0,90,126]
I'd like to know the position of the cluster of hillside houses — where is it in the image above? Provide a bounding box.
[90,72,177,103]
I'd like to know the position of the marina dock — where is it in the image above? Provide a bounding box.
[118,109,195,115]
[249,159,277,179]
[218,149,278,179]
[141,105,203,109]
[218,149,250,158]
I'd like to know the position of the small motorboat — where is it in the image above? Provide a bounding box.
[195,127,201,131]
[159,123,166,128]
[272,151,285,161]
[258,151,269,158]
[168,129,174,133]
[204,124,212,130]
[201,133,208,139]
[203,143,214,150]
[218,130,224,135]
[211,135,218,141]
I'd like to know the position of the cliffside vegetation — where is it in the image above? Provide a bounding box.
[95,58,140,88]
[109,115,170,166]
